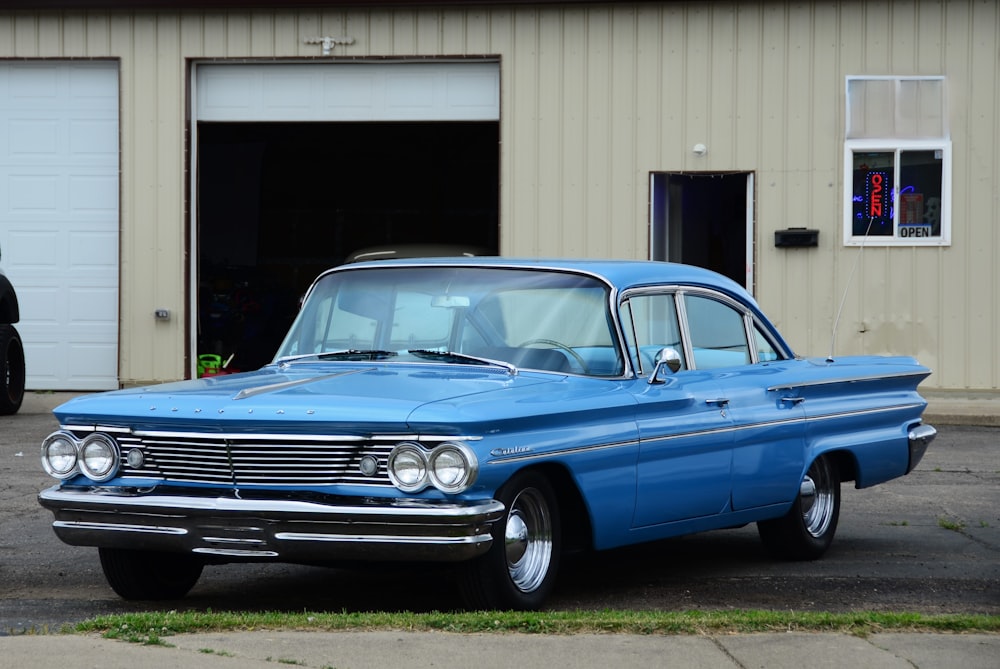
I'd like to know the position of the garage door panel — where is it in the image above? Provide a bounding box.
[69,174,118,211]
[70,119,118,156]
[323,72,374,113]
[21,341,60,385]
[7,175,60,211]
[66,342,118,381]
[68,287,117,320]
[198,62,499,121]
[8,120,60,155]
[68,231,119,268]
[1,61,119,391]
[448,71,500,109]
[14,286,63,324]
[5,230,61,266]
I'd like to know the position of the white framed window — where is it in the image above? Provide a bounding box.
[843,76,951,246]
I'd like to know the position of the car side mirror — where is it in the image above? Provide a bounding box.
[648,347,682,384]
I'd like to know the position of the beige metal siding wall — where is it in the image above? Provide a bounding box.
[0,2,996,390]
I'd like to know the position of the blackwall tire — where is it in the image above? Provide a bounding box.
[0,324,25,415]
[458,471,561,610]
[757,454,841,561]
[99,548,204,600]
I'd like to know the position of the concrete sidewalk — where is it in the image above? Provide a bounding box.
[1,630,998,669]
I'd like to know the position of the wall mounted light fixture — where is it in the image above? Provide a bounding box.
[304,36,356,56]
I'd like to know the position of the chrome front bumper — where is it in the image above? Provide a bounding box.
[38,485,504,563]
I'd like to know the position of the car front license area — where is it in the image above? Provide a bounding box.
[38,484,504,562]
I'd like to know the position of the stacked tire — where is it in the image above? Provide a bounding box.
[0,324,25,415]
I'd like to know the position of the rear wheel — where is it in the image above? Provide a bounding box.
[0,324,25,415]
[757,454,841,560]
[99,548,204,600]
[458,471,560,610]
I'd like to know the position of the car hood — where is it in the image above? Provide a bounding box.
[53,363,570,433]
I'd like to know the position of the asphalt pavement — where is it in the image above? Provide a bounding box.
[3,390,998,669]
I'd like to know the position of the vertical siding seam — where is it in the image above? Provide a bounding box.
[962,1,973,387]
[581,7,589,254]
[555,8,565,252]
[994,2,1000,388]
[537,6,544,251]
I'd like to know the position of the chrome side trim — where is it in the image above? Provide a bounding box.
[804,403,925,422]
[767,371,929,391]
[487,438,640,464]
[488,402,926,464]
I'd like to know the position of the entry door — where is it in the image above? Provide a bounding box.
[0,62,120,390]
[650,172,754,291]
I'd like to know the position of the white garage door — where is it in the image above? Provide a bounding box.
[195,62,500,121]
[0,61,120,391]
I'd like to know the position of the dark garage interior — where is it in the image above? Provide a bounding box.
[196,121,500,373]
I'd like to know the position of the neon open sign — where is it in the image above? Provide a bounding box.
[865,170,892,230]
[868,172,885,217]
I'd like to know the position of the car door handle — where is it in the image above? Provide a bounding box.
[705,398,730,407]
[780,396,805,405]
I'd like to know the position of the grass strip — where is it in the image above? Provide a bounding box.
[73,609,1000,644]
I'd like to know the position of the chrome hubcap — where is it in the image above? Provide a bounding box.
[504,487,552,593]
[801,459,834,537]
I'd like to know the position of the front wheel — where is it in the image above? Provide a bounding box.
[0,324,25,415]
[99,548,204,600]
[757,454,841,560]
[458,471,561,610]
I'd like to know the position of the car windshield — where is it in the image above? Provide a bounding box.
[275,266,624,376]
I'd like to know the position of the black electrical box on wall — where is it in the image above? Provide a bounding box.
[774,228,819,247]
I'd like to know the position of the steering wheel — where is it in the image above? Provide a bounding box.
[518,338,591,374]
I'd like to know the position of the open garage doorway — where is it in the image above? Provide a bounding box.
[649,172,754,291]
[196,121,499,373]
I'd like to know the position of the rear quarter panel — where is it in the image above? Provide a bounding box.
[785,357,930,488]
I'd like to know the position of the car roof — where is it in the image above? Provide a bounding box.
[320,257,794,358]
[343,256,752,300]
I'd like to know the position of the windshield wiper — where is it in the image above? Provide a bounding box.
[408,349,517,375]
[276,349,397,364]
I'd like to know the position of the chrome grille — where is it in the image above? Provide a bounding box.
[108,432,394,487]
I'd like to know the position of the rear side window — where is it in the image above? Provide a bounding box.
[682,294,751,369]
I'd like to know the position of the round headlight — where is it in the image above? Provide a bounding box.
[387,442,428,493]
[79,433,120,482]
[41,431,79,479]
[428,442,478,493]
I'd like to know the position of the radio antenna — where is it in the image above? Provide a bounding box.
[828,217,875,361]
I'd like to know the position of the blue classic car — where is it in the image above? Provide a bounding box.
[38,259,936,610]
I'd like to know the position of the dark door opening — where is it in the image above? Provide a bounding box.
[196,121,499,373]
[650,172,752,290]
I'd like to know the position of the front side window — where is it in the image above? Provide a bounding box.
[844,77,951,246]
[621,290,783,375]
[682,294,751,369]
[620,293,686,375]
